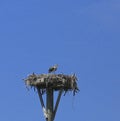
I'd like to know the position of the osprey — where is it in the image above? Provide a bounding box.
[48,64,58,73]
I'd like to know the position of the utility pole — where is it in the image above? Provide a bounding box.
[37,86,63,121]
[24,73,79,121]
[46,88,53,121]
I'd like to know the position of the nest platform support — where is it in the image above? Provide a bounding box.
[24,73,79,121]
[46,88,53,121]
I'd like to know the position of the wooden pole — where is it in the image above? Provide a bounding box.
[46,88,53,121]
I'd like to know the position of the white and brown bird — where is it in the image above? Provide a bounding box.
[48,64,58,73]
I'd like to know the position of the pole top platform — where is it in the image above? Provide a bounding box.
[24,73,79,96]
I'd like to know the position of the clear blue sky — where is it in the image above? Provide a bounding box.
[0,0,119,121]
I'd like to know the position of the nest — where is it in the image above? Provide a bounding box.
[24,73,79,96]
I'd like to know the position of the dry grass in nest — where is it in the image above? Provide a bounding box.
[24,73,80,96]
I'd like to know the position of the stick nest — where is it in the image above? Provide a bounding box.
[24,73,80,96]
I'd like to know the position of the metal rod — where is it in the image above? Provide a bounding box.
[37,87,48,119]
[53,89,63,120]
[46,88,53,121]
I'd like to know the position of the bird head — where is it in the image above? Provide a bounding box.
[54,64,58,68]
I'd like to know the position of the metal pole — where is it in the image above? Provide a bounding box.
[46,88,53,121]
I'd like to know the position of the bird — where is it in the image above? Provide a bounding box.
[48,64,58,73]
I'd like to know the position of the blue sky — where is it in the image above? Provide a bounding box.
[0,0,120,121]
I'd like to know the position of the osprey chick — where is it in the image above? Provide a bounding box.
[48,64,58,73]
